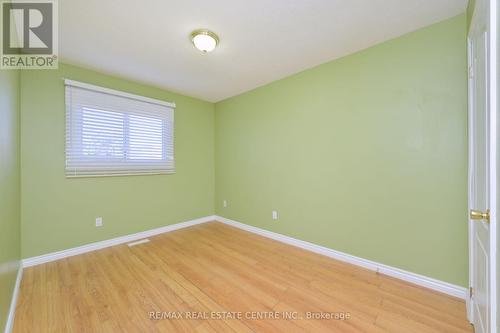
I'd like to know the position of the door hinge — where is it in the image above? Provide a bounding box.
[469,287,473,298]
[469,66,474,79]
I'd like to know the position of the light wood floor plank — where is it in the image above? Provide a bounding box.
[13,222,472,333]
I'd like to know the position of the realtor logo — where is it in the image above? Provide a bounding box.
[1,0,58,69]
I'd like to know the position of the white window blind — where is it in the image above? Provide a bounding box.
[65,80,175,177]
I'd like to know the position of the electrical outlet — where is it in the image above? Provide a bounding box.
[272,210,278,220]
[96,217,103,227]
[223,200,228,208]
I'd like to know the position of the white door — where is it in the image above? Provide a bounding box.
[468,0,497,332]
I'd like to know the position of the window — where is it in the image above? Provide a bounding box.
[65,80,175,177]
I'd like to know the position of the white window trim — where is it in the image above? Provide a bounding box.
[64,79,176,108]
[64,79,175,178]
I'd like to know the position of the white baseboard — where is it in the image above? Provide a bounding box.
[4,264,23,333]
[22,215,216,267]
[21,214,467,299]
[215,215,467,299]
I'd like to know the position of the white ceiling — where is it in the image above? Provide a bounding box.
[60,0,467,102]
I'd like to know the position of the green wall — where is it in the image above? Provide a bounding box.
[19,15,469,289]
[20,64,215,258]
[0,69,21,332]
[215,15,468,286]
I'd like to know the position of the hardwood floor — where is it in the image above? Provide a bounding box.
[13,222,472,332]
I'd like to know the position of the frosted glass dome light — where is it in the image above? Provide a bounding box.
[191,29,219,53]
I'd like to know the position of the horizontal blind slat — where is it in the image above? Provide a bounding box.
[65,82,175,177]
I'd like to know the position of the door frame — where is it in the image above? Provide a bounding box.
[490,0,498,331]
[467,0,497,331]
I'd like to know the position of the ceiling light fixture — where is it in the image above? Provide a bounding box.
[191,29,219,53]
